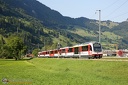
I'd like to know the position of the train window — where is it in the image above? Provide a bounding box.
[93,43,102,52]
[62,49,65,53]
[55,50,58,53]
[50,51,53,54]
[46,52,49,54]
[68,48,73,52]
[93,43,101,48]
[82,46,88,51]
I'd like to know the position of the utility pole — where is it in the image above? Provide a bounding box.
[38,28,40,51]
[58,32,60,58]
[44,38,45,51]
[96,10,101,43]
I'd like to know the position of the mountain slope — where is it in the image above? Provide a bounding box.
[2,0,101,29]
[0,0,128,50]
[110,21,128,48]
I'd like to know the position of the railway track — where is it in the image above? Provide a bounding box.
[60,57,128,61]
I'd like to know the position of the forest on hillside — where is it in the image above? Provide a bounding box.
[0,0,128,59]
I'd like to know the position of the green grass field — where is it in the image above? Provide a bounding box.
[0,58,128,85]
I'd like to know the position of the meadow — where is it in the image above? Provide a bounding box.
[0,58,128,85]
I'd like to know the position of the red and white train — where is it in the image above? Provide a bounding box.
[38,42,103,59]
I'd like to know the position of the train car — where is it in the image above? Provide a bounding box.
[73,42,102,59]
[66,47,74,58]
[38,51,50,58]
[38,41,103,59]
[38,51,45,57]
[59,47,69,58]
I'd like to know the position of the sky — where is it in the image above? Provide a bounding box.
[37,0,128,22]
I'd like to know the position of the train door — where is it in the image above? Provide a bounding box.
[74,47,80,58]
[61,49,66,57]
[64,48,68,57]
[88,45,92,58]
[50,51,54,57]
[81,45,89,58]
[68,47,73,57]
[74,47,79,54]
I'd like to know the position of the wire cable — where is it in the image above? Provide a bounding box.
[102,0,119,11]
[104,0,128,18]
[90,0,120,20]
[111,11,128,21]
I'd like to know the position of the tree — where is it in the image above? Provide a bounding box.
[7,36,27,60]
[0,44,11,58]
[0,36,6,58]
[32,49,38,57]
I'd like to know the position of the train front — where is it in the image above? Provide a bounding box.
[91,42,103,59]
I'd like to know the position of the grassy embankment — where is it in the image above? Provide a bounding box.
[0,58,128,85]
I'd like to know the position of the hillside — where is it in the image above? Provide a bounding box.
[0,0,128,51]
[110,21,128,48]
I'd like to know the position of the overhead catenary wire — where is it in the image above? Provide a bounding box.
[104,0,128,19]
[102,0,119,11]
[111,11,128,21]
[90,0,121,20]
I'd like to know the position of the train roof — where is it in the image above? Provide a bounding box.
[60,47,69,49]
[73,41,99,47]
[38,41,100,53]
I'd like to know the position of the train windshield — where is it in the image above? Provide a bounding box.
[93,43,102,52]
